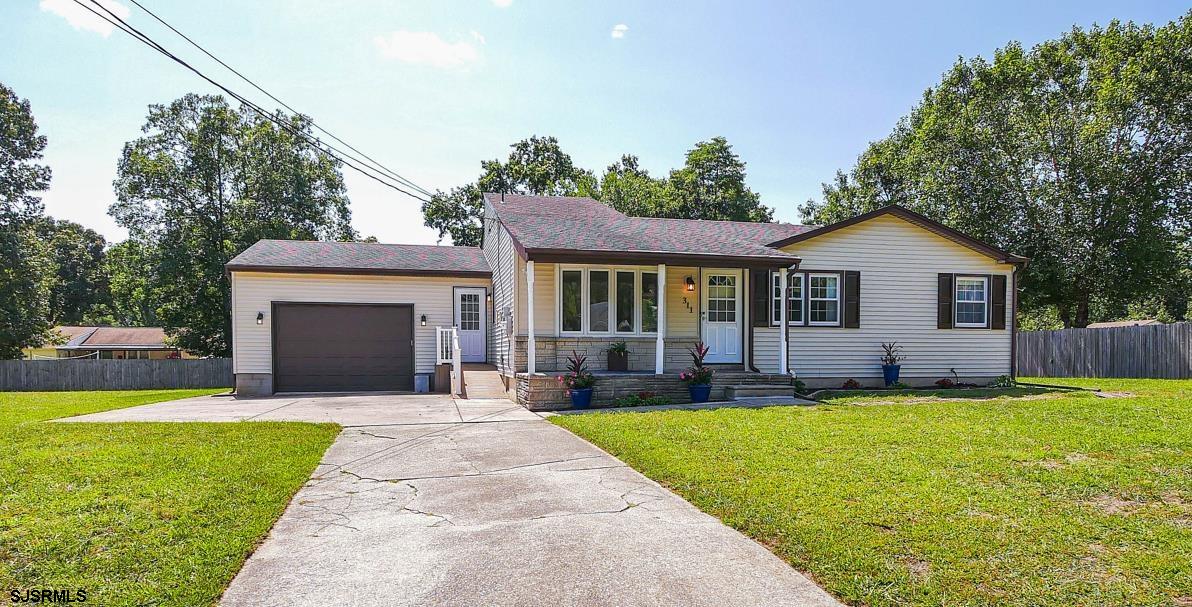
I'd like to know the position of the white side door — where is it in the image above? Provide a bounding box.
[701,271,741,363]
[454,288,486,363]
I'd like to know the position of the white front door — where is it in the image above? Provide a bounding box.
[701,271,742,363]
[454,288,486,363]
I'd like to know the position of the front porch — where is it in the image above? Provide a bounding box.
[515,369,796,411]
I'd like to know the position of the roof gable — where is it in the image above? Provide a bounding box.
[767,205,1027,265]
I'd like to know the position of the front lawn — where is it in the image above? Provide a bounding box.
[0,390,339,606]
[553,378,1192,607]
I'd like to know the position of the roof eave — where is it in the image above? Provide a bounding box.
[225,264,492,278]
[523,248,802,269]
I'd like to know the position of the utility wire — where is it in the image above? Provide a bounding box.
[124,0,434,198]
[72,0,432,203]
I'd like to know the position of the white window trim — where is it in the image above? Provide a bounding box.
[954,275,989,328]
[771,272,805,326]
[807,272,841,327]
[556,265,659,337]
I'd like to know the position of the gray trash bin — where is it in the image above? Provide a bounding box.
[414,373,431,393]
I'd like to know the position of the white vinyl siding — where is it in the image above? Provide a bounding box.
[483,202,518,373]
[754,214,1014,382]
[231,271,491,375]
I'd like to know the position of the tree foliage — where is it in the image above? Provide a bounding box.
[34,217,110,325]
[801,14,1192,327]
[423,135,773,246]
[0,83,54,358]
[111,94,356,356]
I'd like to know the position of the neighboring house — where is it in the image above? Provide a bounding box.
[226,196,1027,405]
[1085,319,1162,329]
[22,326,192,360]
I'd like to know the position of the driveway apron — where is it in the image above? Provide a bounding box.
[65,393,840,606]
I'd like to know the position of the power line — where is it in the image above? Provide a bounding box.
[72,0,433,203]
[124,0,434,198]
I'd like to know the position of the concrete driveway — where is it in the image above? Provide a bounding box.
[66,393,840,606]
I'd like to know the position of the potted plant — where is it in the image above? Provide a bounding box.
[880,342,905,387]
[557,350,596,408]
[679,341,714,403]
[607,341,630,372]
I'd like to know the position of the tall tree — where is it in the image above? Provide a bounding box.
[423,135,775,245]
[599,155,670,217]
[801,14,1192,327]
[101,239,159,327]
[111,94,356,356]
[0,83,54,358]
[667,137,774,221]
[34,217,110,325]
[422,136,597,246]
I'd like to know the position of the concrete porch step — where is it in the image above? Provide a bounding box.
[725,384,797,399]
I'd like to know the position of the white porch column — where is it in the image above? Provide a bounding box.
[655,264,666,374]
[779,267,789,375]
[526,260,536,374]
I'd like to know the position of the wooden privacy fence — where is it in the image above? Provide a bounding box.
[1017,322,1192,379]
[0,358,233,391]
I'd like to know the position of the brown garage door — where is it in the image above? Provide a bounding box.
[273,303,414,392]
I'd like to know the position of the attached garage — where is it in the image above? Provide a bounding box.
[227,240,492,396]
[273,303,414,392]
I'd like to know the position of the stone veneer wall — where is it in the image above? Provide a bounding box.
[512,336,699,373]
[516,371,793,411]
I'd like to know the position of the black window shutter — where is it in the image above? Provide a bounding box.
[938,273,954,329]
[990,274,1007,330]
[751,269,770,327]
[844,271,860,328]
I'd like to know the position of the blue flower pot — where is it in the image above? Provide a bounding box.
[688,384,712,403]
[569,388,594,409]
[882,364,901,387]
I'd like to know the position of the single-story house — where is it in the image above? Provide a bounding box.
[22,326,193,360]
[226,195,1027,407]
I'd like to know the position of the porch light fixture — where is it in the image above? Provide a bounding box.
[256,312,264,325]
[684,276,695,292]
[420,314,427,326]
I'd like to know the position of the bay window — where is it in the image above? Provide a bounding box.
[589,270,610,332]
[558,267,658,335]
[641,272,658,333]
[615,271,635,333]
[561,270,582,332]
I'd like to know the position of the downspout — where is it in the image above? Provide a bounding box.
[748,269,760,372]
[1009,261,1027,379]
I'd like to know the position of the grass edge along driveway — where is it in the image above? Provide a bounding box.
[0,389,340,607]
[552,378,1192,607]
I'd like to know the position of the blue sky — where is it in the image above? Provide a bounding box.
[2,0,1187,244]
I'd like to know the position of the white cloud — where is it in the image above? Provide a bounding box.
[611,23,629,39]
[40,0,130,38]
[491,0,513,7]
[373,31,481,69]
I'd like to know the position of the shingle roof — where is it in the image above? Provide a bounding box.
[484,193,810,265]
[226,240,491,276]
[43,326,173,349]
[81,327,169,348]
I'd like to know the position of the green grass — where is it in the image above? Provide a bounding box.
[553,378,1192,607]
[0,390,339,606]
